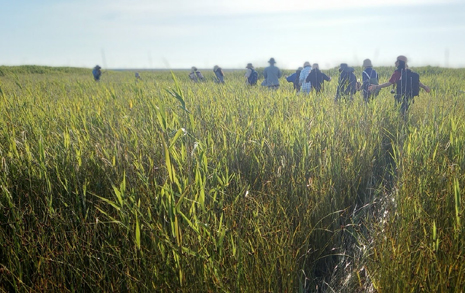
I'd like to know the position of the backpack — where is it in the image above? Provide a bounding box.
[248,69,258,85]
[363,70,378,86]
[396,69,420,99]
[363,70,379,95]
[189,72,197,82]
[196,71,205,81]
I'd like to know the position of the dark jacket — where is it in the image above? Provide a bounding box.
[305,69,330,93]
[214,68,224,83]
[340,67,357,94]
[362,67,379,100]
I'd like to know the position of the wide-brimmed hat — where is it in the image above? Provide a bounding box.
[268,58,276,64]
[346,66,355,72]
[246,63,254,69]
[312,63,319,69]
[397,55,408,63]
[339,63,348,72]
[303,61,311,67]
[362,59,373,67]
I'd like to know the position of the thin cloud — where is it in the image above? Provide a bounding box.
[52,0,459,19]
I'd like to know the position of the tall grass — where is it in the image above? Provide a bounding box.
[1,66,464,292]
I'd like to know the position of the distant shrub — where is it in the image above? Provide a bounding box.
[0,65,90,76]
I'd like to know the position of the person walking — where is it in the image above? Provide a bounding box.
[305,63,331,94]
[335,63,357,101]
[262,58,282,90]
[92,65,102,81]
[213,65,225,83]
[245,63,258,85]
[189,67,205,82]
[361,59,379,102]
[285,67,303,92]
[299,62,312,94]
[369,55,430,114]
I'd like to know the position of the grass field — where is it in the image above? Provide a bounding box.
[1,65,465,292]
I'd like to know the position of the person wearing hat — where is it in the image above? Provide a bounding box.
[213,65,225,84]
[299,61,312,94]
[244,63,258,85]
[369,55,430,113]
[361,59,379,102]
[92,65,102,81]
[189,66,205,82]
[305,63,331,94]
[335,63,358,101]
[285,67,303,92]
[262,58,282,89]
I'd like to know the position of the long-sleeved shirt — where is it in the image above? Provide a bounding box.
[299,66,312,93]
[306,69,331,93]
[263,65,282,87]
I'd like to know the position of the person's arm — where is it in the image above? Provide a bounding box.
[378,82,393,89]
[420,82,431,93]
[323,73,331,81]
[368,82,392,93]
[244,69,251,83]
[370,70,400,92]
[286,73,296,83]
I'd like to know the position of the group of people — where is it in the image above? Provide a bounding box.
[258,55,430,114]
[241,58,331,93]
[285,61,331,94]
[188,55,431,114]
[369,55,430,114]
[333,59,381,102]
[330,55,430,114]
[188,65,225,83]
[93,54,431,114]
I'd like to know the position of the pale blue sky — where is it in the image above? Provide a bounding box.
[1,0,464,69]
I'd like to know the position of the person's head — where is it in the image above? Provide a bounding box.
[213,65,219,71]
[312,63,319,70]
[395,55,407,69]
[95,65,101,69]
[362,59,373,68]
[303,61,311,68]
[268,58,276,65]
[297,67,303,71]
[246,63,254,69]
[339,63,348,73]
[191,66,197,72]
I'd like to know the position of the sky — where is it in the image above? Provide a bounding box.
[1,0,465,70]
